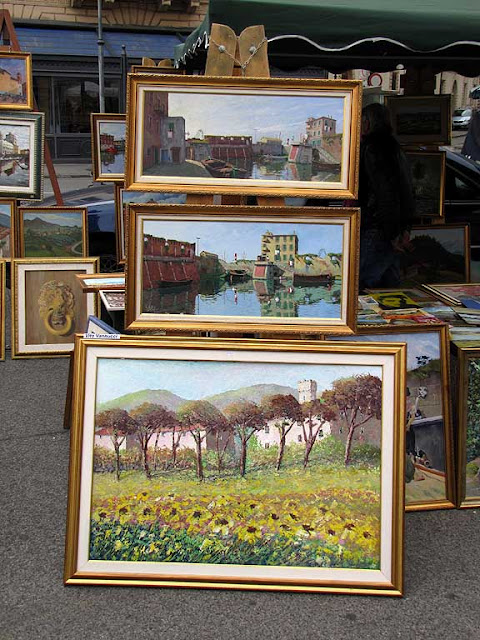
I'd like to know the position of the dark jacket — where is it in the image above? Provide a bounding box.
[358,128,416,241]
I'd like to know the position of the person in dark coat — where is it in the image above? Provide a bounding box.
[358,102,416,291]
[461,108,480,162]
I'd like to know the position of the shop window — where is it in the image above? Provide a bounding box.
[55,77,119,134]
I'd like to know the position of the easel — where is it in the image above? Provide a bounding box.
[0,10,64,206]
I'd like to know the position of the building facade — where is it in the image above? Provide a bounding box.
[261,230,298,266]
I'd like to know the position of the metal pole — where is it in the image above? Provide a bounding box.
[97,0,105,112]
[119,44,127,113]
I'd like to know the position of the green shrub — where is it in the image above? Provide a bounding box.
[466,460,479,477]
[350,443,381,466]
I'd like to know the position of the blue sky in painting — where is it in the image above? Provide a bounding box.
[99,121,126,139]
[96,358,381,405]
[24,212,82,227]
[0,122,30,149]
[143,220,343,263]
[0,58,26,80]
[167,92,344,142]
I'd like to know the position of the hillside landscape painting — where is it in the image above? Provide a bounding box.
[91,356,386,572]
[20,210,85,257]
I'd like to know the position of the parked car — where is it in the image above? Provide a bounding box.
[452,107,473,130]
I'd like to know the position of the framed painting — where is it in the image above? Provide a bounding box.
[91,113,126,182]
[12,257,99,358]
[76,273,125,292]
[422,282,480,306]
[405,151,446,218]
[0,259,5,361]
[114,183,187,262]
[451,343,480,508]
[0,198,16,259]
[0,52,33,111]
[129,65,185,75]
[125,204,360,335]
[384,95,451,146]
[398,224,470,285]
[125,75,362,199]
[16,206,88,258]
[64,335,405,595]
[0,111,44,200]
[99,289,125,312]
[331,324,455,511]
[85,315,120,337]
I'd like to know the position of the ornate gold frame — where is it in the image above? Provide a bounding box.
[125,74,362,198]
[0,259,5,361]
[75,272,125,292]
[15,206,89,259]
[90,113,126,182]
[64,335,406,595]
[125,203,359,335]
[12,257,99,358]
[422,282,480,306]
[452,343,480,508]
[0,51,33,111]
[329,323,455,511]
[0,198,16,260]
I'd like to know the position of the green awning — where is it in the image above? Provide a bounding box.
[175,0,480,74]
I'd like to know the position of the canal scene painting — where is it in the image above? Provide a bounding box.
[86,348,389,581]
[334,327,452,508]
[141,90,344,184]
[139,216,346,321]
[93,115,126,180]
[0,121,31,189]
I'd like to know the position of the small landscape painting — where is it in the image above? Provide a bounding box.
[0,199,14,258]
[91,356,385,572]
[465,357,480,502]
[18,208,87,258]
[0,52,32,109]
[139,218,344,320]
[406,152,445,218]
[0,122,31,189]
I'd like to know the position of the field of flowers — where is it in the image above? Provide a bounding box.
[90,466,381,569]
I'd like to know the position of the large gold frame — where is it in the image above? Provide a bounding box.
[64,335,406,595]
[91,113,126,182]
[15,206,89,259]
[0,260,5,361]
[452,343,480,508]
[125,203,359,335]
[12,257,99,358]
[0,51,33,111]
[329,323,455,511]
[125,74,362,198]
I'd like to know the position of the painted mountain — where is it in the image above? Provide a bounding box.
[23,215,84,257]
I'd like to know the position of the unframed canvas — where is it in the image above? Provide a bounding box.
[64,336,405,594]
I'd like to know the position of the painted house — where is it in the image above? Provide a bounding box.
[253,136,283,156]
[261,230,298,266]
[95,428,205,452]
[306,116,336,146]
[143,234,198,289]
[288,143,313,164]
[204,134,253,162]
[0,132,18,158]
[186,139,212,162]
[0,68,22,97]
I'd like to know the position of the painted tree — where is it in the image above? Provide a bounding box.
[95,409,137,481]
[130,403,177,478]
[327,375,382,466]
[225,401,265,477]
[261,394,303,471]
[301,394,338,469]
[177,400,225,481]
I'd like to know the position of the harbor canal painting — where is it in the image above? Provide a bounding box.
[0,122,31,189]
[140,217,344,320]
[90,354,385,572]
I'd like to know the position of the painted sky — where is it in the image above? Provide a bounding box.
[99,121,126,139]
[122,191,186,206]
[335,331,440,371]
[24,212,83,227]
[143,219,343,262]
[0,122,30,149]
[96,357,381,405]
[410,228,464,255]
[0,204,12,216]
[0,58,26,81]
[165,91,344,142]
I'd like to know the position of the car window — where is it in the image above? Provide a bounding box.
[445,163,480,200]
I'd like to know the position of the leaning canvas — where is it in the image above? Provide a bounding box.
[64,336,406,595]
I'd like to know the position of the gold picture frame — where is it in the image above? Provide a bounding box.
[0,198,16,260]
[405,151,446,218]
[64,335,406,595]
[451,343,480,508]
[125,75,362,199]
[75,272,125,292]
[91,113,126,182]
[422,282,480,306]
[330,323,455,511]
[0,259,5,361]
[0,51,33,111]
[15,206,89,259]
[384,95,451,146]
[125,203,359,335]
[12,257,99,358]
